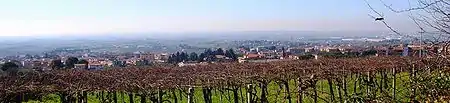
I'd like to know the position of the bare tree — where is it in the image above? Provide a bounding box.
[368,1,450,101]
[367,0,450,57]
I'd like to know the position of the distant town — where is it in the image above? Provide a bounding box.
[0,34,438,73]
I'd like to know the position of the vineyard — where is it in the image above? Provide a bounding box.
[1,56,450,103]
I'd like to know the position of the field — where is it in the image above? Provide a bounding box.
[25,72,413,103]
[2,57,449,103]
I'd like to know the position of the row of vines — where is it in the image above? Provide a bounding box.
[1,56,450,103]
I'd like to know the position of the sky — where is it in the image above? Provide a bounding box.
[0,0,416,36]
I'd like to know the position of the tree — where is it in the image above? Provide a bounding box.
[225,48,238,60]
[78,59,89,69]
[367,1,450,100]
[361,49,377,56]
[1,62,19,71]
[268,46,277,50]
[189,52,198,61]
[198,53,206,62]
[225,50,231,58]
[1,62,19,75]
[175,52,181,63]
[202,49,216,62]
[367,0,450,56]
[180,52,188,62]
[168,54,177,63]
[65,57,79,69]
[215,48,225,55]
[298,54,315,60]
[205,49,213,56]
[50,59,64,70]
[136,59,149,66]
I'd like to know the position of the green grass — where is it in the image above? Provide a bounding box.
[25,72,412,103]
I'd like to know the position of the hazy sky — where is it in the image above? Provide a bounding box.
[0,0,415,36]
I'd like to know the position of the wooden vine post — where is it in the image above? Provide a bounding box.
[284,81,292,103]
[129,92,134,103]
[202,87,212,103]
[172,90,178,103]
[260,81,268,103]
[247,84,253,103]
[378,71,384,97]
[83,91,88,103]
[366,72,371,98]
[113,91,118,103]
[392,68,396,101]
[410,64,416,101]
[352,73,359,102]
[140,93,146,103]
[233,87,239,103]
[313,81,318,103]
[60,92,69,103]
[312,78,318,103]
[327,78,335,103]
[188,87,194,103]
[297,78,303,103]
[158,90,163,103]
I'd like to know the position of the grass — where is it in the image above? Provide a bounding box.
[25,72,412,103]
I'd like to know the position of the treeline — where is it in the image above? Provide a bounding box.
[168,48,238,63]
[48,57,89,70]
[319,49,378,58]
[0,62,20,75]
[295,49,378,60]
[0,57,89,75]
